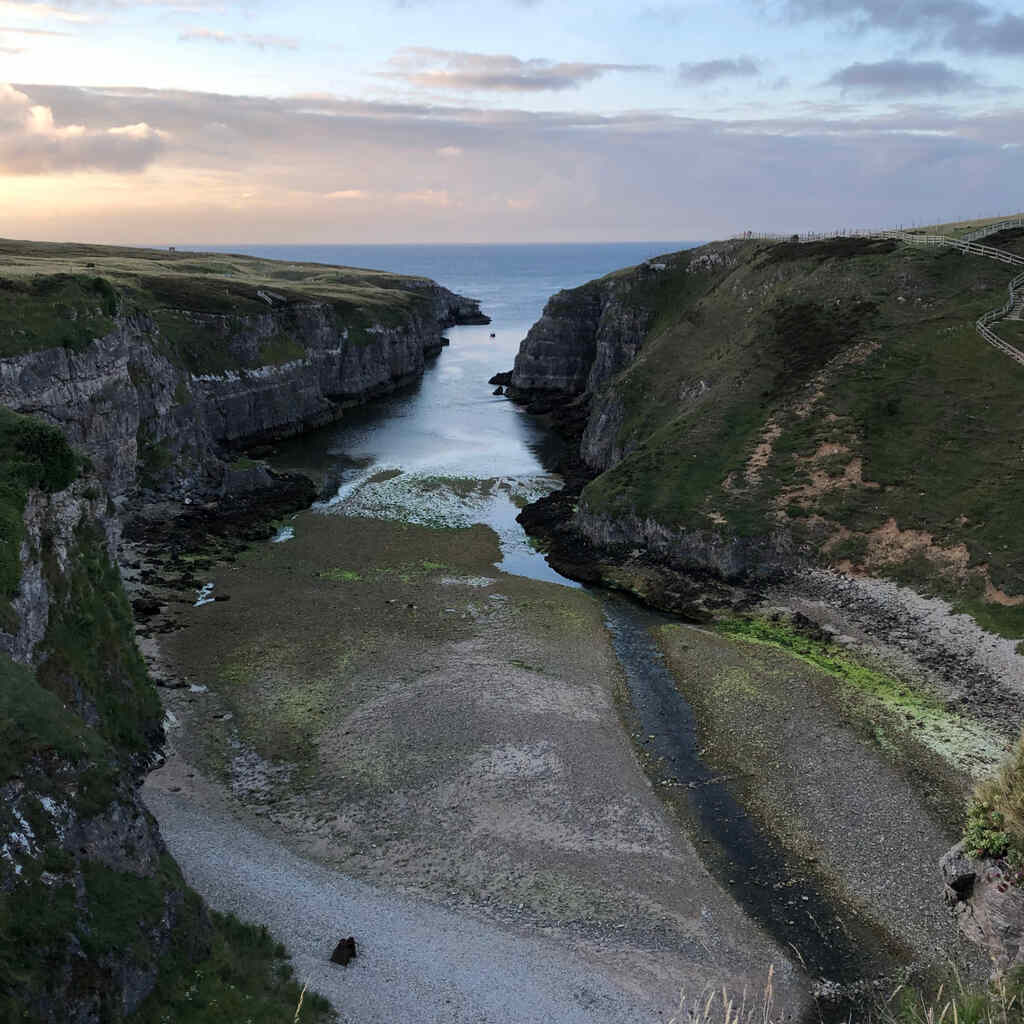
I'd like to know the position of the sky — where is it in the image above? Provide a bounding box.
[0,0,1022,244]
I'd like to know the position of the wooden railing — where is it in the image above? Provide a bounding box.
[734,219,1024,366]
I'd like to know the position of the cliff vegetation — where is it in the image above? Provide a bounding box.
[510,231,1024,636]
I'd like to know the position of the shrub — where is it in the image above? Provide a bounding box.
[968,730,1024,860]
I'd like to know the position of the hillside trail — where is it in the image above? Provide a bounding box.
[894,221,1024,367]
[754,216,1024,366]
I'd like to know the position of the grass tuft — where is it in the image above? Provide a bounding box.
[967,730,1024,860]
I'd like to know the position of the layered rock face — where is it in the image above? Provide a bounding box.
[509,272,654,405]
[942,842,1024,975]
[1,434,206,1021]
[0,251,485,1020]
[0,284,485,500]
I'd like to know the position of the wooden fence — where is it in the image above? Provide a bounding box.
[733,218,1024,366]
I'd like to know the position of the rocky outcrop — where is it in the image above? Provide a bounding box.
[0,283,486,500]
[575,509,798,582]
[1,459,207,1021]
[941,841,1024,975]
[507,267,657,409]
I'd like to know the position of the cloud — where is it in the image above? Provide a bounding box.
[0,1,96,22]
[396,188,453,206]
[826,59,984,96]
[178,26,299,49]
[780,0,1024,56]
[0,82,167,173]
[677,56,760,84]
[4,82,1023,243]
[0,24,73,34]
[380,47,657,92]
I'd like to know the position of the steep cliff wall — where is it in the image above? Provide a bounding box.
[506,235,1024,631]
[0,408,208,1021]
[0,240,486,499]
[0,241,482,1020]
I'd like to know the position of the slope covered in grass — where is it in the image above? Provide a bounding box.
[571,235,1024,632]
[0,237,453,369]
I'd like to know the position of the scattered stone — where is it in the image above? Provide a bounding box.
[154,677,188,690]
[330,936,357,966]
[132,596,163,619]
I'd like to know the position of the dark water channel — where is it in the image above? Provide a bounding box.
[601,594,902,995]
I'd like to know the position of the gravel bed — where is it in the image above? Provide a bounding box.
[144,782,661,1024]
[774,569,1024,736]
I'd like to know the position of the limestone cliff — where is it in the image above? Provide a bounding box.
[504,234,1024,628]
[0,240,487,499]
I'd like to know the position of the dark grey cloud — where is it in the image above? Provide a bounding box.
[380,48,657,92]
[826,59,983,96]
[0,83,166,173]
[781,0,1024,56]
[677,57,760,84]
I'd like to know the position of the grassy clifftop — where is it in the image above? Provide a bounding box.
[573,231,1024,634]
[0,237,462,371]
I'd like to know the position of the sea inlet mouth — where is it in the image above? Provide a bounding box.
[600,591,907,1001]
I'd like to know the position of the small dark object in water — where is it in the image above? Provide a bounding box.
[493,386,504,396]
[330,937,357,965]
[489,332,496,338]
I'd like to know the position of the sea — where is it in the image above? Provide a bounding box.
[194,242,700,328]
[188,242,700,583]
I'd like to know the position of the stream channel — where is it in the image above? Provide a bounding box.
[256,243,900,1002]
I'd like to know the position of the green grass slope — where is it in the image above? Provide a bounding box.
[580,231,1024,635]
[0,237,443,370]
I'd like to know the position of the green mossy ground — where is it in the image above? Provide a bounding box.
[579,238,1024,635]
[713,616,1005,780]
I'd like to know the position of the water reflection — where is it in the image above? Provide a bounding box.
[270,320,576,585]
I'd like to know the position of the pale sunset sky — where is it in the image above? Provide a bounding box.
[1,0,1022,244]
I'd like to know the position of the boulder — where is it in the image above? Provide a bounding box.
[330,936,357,966]
[940,840,1024,974]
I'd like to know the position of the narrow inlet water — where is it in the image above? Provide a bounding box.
[601,593,902,988]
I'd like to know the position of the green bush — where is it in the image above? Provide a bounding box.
[967,730,1024,861]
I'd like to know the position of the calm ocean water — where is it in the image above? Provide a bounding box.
[192,242,700,328]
